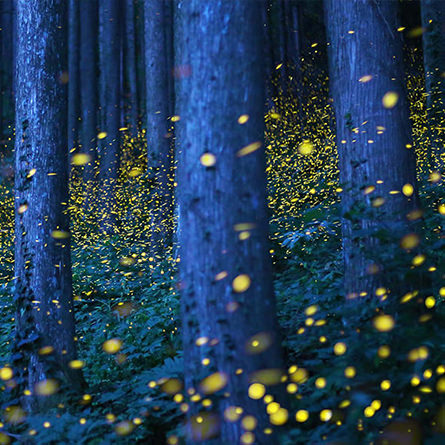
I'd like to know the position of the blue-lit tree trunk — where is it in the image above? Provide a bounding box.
[99,0,121,233]
[268,0,302,94]
[135,0,146,131]
[14,0,83,408]
[325,0,419,299]
[80,0,98,184]
[68,0,80,152]
[421,0,445,167]
[144,0,174,255]
[175,1,284,443]
[0,0,14,142]
[124,0,139,136]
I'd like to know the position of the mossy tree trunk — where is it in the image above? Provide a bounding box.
[175,1,284,443]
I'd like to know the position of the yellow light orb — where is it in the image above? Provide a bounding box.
[232,274,251,293]
[295,410,309,422]
[269,408,288,425]
[71,153,92,166]
[378,345,391,358]
[199,152,216,167]
[373,314,395,332]
[102,338,122,354]
[248,383,265,400]
[238,114,249,124]
[402,183,414,197]
[380,380,391,391]
[298,140,314,155]
[320,409,332,422]
[199,372,228,395]
[344,366,356,378]
[425,296,436,308]
[0,367,13,381]
[437,377,445,393]
[241,415,257,431]
[334,342,347,355]
[315,377,326,388]
[382,91,399,108]
[68,360,85,369]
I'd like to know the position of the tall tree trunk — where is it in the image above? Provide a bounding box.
[420,0,445,168]
[124,0,139,136]
[144,0,173,255]
[0,0,14,143]
[264,0,302,101]
[262,2,276,110]
[282,0,302,93]
[175,2,284,443]
[135,0,146,134]
[68,0,80,152]
[99,0,121,233]
[11,0,16,111]
[80,0,98,185]
[325,0,419,299]
[14,0,83,408]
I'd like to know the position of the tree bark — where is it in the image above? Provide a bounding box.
[144,0,173,255]
[325,0,419,299]
[14,0,83,408]
[282,0,302,92]
[135,0,146,131]
[68,0,80,152]
[124,0,139,136]
[420,0,445,168]
[80,0,98,184]
[175,1,284,443]
[0,0,14,143]
[99,0,121,233]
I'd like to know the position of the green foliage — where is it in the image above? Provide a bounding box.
[0,238,184,444]
[275,178,445,444]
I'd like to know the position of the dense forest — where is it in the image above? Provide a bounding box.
[0,0,444,443]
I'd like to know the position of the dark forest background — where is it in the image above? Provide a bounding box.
[0,0,444,444]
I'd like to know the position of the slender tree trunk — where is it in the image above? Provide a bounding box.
[0,7,4,143]
[175,2,284,443]
[282,0,302,93]
[124,0,139,136]
[264,1,302,101]
[80,0,98,185]
[263,2,276,110]
[270,0,286,73]
[68,0,80,152]
[420,0,445,168]
[99,0,121,233]
[325,0,419,299]
[135,0,146,133]
[14,0,83,408]
[11,0,16,108]
[0,0,14,143]
[144,0,173,255]
[165,1,175,120]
